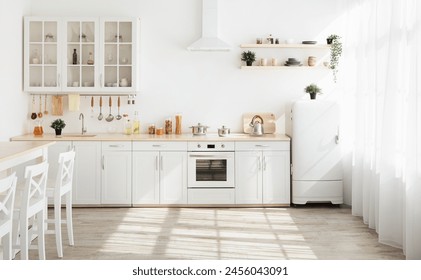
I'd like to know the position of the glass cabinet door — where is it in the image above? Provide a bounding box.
[102,19,135,90]
[64,19,98,91]
[25,19,60,92]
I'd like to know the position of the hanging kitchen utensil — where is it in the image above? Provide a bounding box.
[116,96,122,120]
[51,95,63,116]
[90,96,94,118]
[37,95,43,118]
[43,94,48,115]
[98,96,103,120]
[105,96,114,122]
[31,95,37,120]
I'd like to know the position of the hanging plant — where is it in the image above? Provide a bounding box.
[327,34,342,83]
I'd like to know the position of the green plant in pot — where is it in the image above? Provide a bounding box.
[305,83,322,100]
[50,119,66,136]
[326,34,342,82]
[241,50,256,66]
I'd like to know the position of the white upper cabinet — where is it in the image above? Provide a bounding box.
[24,18,62,93]
[24,16,139,93]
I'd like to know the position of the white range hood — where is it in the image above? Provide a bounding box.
[187,0,231,51]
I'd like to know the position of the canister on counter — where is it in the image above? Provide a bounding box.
[175,113,182,135]
[156,127,164,135]
[165,117,173,134]
[148,124,156,134]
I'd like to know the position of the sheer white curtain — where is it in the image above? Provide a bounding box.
[341,0,421,259]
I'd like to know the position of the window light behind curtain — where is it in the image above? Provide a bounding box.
[340,0,421,259]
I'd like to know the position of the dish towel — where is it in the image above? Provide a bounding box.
[68,94,80,111]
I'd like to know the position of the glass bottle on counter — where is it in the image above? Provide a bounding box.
[133,111,140,134]
[123,114,132,135]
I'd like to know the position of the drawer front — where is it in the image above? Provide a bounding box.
[102,141,132,151]
[133,141,187,151]
[188,189,235,204]
[235,141,290,151]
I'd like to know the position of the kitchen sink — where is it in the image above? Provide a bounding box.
[63,134,97,137]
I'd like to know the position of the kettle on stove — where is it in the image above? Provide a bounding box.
[249,115,264,136]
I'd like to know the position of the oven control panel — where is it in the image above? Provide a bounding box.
[188,142,234,151]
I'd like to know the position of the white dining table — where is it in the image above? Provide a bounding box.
[0,141,55,259]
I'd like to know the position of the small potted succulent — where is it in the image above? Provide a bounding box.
[241,50,256,66]
[50,119,66,136]
[304,83,322,100]
[326,34,342,82]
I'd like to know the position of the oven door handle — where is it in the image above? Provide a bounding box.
[189,155,226,158]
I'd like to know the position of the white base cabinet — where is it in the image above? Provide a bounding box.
[132,142,187,205]
[72,141,101,205]
[235,142,290,205]
[101,142,132,205]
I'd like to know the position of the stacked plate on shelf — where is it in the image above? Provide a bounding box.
[284,58,302,67]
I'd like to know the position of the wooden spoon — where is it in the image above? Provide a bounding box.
[37,95,43,118]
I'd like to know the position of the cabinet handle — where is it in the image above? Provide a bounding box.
[57,73,61,87]
[109,144,124,148]
[100,74,103,87]
[152,144,165,148]
[263,156,267,171]
[255,144,269,148]
[160,156,163,171]
[102,155,105,170]
[155,155,159,171]
[258,156,262,170]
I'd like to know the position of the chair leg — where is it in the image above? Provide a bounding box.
[20,217,29,260]
[36,211,46,260]
[66,192,74,246]
[55,199,63,258]
[2,233,12,260]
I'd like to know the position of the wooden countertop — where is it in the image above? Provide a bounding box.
[0,141,55,171]
[10,133,290,142]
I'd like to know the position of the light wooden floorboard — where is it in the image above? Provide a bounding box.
[20,206,405,260]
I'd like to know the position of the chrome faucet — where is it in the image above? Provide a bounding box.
[79,113,87,135]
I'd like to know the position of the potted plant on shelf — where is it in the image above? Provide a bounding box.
[50,119,66,136]
[304,83,322,100]
[241,50,256,66]
[326,34,342,82]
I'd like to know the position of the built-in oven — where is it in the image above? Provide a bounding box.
[188,142,235,188]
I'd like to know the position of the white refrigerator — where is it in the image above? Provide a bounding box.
[287,100,343,205]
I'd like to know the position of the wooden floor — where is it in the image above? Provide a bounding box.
[22,205,405,260]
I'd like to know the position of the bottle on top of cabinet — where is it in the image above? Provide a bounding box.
[133,111,140,134]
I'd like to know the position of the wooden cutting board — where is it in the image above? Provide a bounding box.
[51,96,63,116]
[243,112,276,134]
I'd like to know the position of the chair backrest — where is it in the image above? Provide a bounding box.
[22,161,49,215]
[54,150,75,195]
[0,173,17,227]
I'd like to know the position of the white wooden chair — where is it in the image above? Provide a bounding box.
[13,161,49,260]
[0,173,17,260]
[45,150,75,258]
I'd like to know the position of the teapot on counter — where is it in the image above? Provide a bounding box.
[249,115,264,136]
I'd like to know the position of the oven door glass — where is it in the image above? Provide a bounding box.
[188,152,235,188]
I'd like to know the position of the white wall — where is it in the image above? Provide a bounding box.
[0,0,30,141]
[24,0,352,204]
[27,0,347,133]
